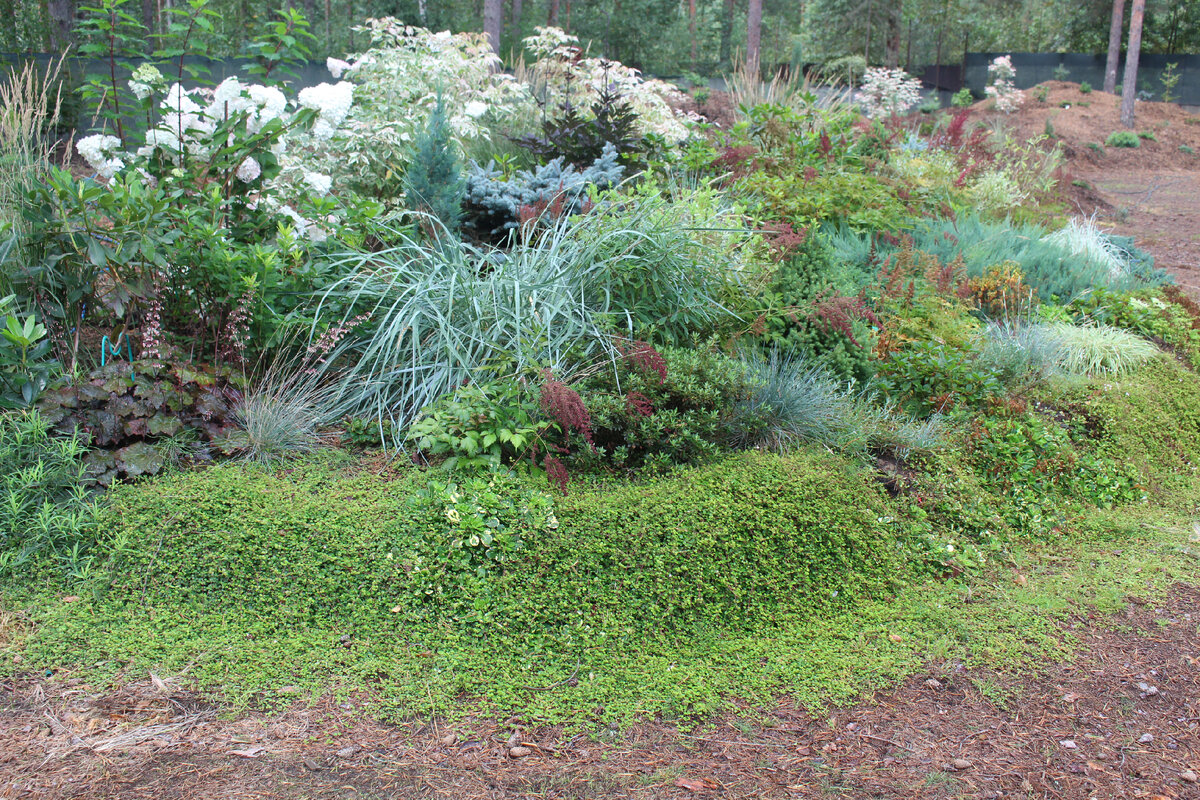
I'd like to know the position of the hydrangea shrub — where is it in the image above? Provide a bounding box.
[855,67,923,119]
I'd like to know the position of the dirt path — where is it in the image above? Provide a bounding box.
[2,585,1197,799]
[1072,168,1200,299]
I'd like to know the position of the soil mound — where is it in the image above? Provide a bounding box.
[974,80,1200,171]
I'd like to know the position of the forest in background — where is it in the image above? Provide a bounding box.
[5,0,1200,77]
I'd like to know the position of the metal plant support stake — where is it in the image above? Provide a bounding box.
[100,332,135,380]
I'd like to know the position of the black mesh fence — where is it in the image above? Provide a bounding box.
[963,52,1200,105]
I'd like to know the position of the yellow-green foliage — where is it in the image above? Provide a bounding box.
[92,451,901,637]
[1050,355,1200,498]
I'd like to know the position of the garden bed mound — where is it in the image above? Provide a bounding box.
[974,81,1200,171]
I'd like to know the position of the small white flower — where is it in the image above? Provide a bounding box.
[327,57,351,79]
[235,157,262,182]
[464,100,487,118]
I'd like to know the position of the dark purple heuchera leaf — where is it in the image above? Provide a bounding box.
[116,441,164,476]
[37,359,241,485]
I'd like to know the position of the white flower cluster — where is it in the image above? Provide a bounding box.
[985,55,1023,113]
[235,157,262,182]
[297,81,355,140]
[128,63,165,102]
[211,78,288,133]
[855,67,923,119]
[522,27,695,142]
[76,134,125,179]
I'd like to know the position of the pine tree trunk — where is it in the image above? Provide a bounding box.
[884,5,901,68]
[510,0,523,41]
[1120,0,1145,126]
[547,0,559,26]
[1104,0,1126,94]
[141,0,156,38]
[46,0,74,50]
[863,0,872,62]
[483,0,502,55]
[746,0,762,76]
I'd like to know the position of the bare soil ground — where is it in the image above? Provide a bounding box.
[2,585,1198,799]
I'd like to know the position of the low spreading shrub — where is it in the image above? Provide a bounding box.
[570,345,754,474]
[406,378,551,471]
[879,341,1002,416]
[970,413,1143,534]
[1104,130,1140,148]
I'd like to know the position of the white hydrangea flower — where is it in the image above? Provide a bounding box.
[128,64,164,102]
[137,128,182,160]
[162,83,202,115]
[277,204,309,235]
[235,157,262,182]
[212,77,249,111]
[303,171,332,195]
[464,100,487,118]
[247,84,287,132]
[298,81,354,140]
[327,57,351,79]
[77,134,125,178]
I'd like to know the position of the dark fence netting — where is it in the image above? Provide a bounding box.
[963,52,1200,105]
